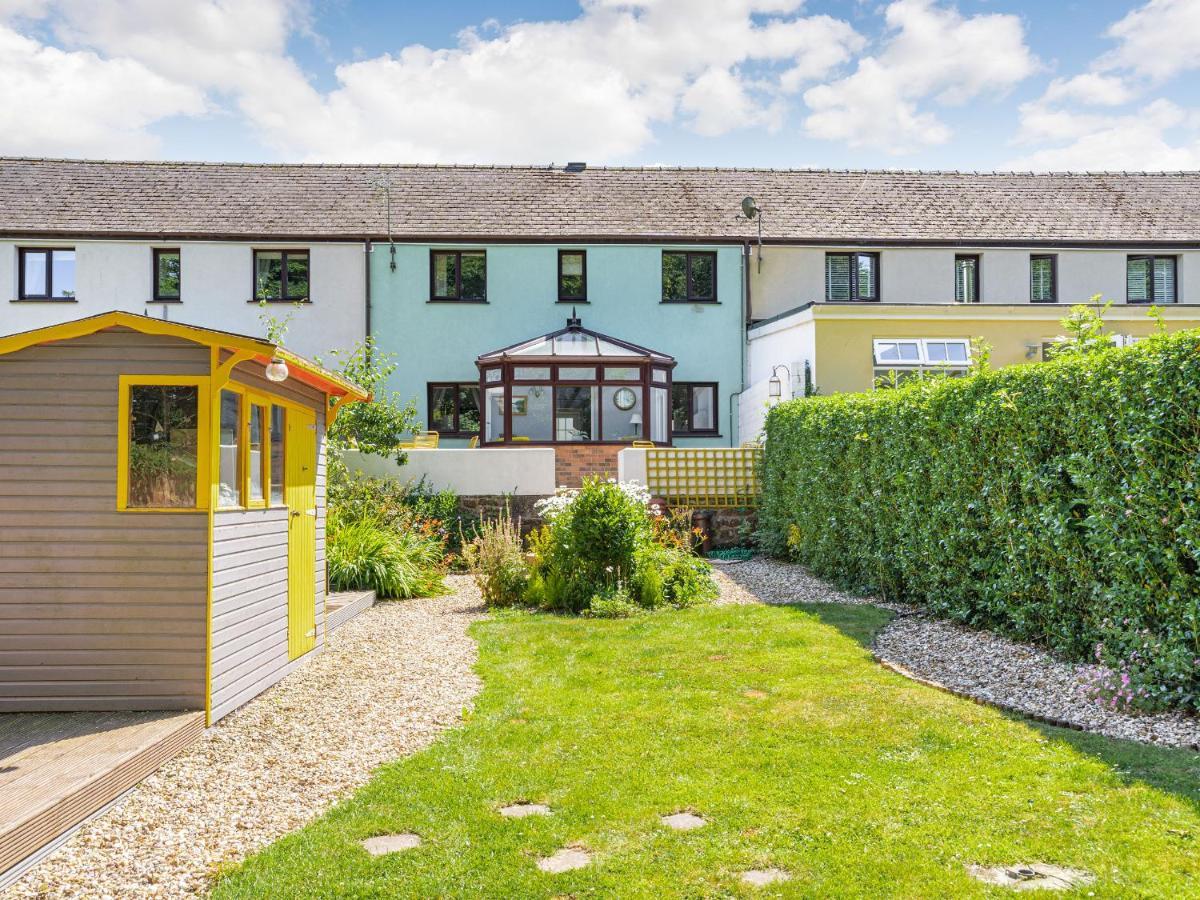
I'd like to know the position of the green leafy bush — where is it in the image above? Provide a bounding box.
[326,512,447,599]
[466,507,529,608]
[490,478,717,615]
[759,327,1200,710]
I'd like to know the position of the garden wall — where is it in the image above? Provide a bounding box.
[759,329,1200,709]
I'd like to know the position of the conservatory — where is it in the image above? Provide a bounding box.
[476,315,676,445]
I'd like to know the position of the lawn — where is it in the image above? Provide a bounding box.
[214,601,1200,898]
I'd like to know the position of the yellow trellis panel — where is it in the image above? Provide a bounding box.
[645,447,763,508]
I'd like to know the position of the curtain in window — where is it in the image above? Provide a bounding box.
[1031,257,1054,302]
[954,257,978,303]
[1154,257,1176,303]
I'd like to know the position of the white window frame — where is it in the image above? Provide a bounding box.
[872,338,971,367]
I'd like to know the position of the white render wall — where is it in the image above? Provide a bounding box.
[0,239,367,359]
[751,246,1200,320]
[342,447,557,496]
[740,310,815,441]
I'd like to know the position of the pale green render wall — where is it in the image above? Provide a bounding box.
[369,243,746,446]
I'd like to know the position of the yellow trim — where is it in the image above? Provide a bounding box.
[116,375,211,513]
[204,348,217,726]
[0,311,369,401]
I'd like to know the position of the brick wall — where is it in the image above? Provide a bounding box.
[554,444,623,488]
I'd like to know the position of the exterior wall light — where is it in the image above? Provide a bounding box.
[265,356,290,382]
[768,364,790,399]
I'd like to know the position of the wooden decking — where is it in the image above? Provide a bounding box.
[326,589,376,633]
[0,709,203,882]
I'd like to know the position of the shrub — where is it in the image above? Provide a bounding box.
[327,512,447,599]
[467,507,529,608]
[759,326,1200,710]
[328,470,466,548]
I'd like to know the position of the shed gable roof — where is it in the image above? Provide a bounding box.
[2,158,1199,244]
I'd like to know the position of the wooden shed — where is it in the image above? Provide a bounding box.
[0,312,368,725]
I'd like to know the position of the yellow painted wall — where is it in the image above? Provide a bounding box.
[812,309,1200,394]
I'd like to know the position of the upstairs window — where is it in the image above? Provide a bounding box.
[19,248,75,300]
[431,250,487,301]
[826,252,878,302]
[662,251,717,302]
[153,249,181,302]
[1127,255,1177,304]
[254,250,309,302]
[671,382,717,435]
[558,250,587,302]
[1030,255,1057,303]
[954,254,980,303]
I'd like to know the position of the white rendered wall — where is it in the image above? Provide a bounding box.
[742,310,816,441]
[1,240,366,360]
[341,448,557,496]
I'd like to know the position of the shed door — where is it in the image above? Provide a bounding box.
[286,407,317,659]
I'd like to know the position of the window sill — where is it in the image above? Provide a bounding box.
[660,299,720,305]
[822,299,880,304]
[10,298,78,303]
[249,298,311,304]
[148,298,183,304]
[557,299,589,304]
[673,433,722,439]
[428,299,489,304]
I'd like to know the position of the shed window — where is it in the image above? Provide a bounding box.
[248,403,267,505]
[270,405,285,506]
[218,390,242,507]
[124,383,201,509]
[19,248,75,300]
[153,249,181,301]
[255,250,309,302]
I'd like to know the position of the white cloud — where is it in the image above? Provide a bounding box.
[802,0,1038,153]
[1101,0,1200,82]
[0,0,867,162]
[1007,99,1200,170]
[1040,73,1134,107]
[0,23,204,157]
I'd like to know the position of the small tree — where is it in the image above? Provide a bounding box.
[1048,296,1113,359]
[326,338,419,463]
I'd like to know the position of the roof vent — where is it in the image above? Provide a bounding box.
[564,161,587,173]
[566,307,582,329]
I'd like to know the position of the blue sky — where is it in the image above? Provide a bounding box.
[2,0,1198,170]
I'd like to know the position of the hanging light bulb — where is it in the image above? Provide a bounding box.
[265,355,289,382]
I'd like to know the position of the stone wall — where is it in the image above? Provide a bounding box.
[688,507,758,549]
[456,494,546,535]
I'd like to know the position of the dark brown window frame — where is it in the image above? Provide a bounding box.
[557,249,588,303]
[427,382,481,437]
[429,249,488,302]
[1127,254,1178,304]
[151,248,182,303]
[17,247,76,301]
[1030,254,1058,303]
[825,251,880,302]
[671,381,719,436]
[661,251,719,303]
[954,254,981,303]
[251,249,310,303]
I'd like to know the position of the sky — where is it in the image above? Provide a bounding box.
[1,0,1198,171]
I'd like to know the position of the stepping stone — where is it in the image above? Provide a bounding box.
[361,833,421,855]
[500,802,552,818]
[537,847,591,873]
[661,812,706,831]
[966,863,1094,891]
[741,868,791,887]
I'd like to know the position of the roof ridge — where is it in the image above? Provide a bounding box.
[2,156,1198,176]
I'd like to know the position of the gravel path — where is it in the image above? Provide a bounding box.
[713,558,1200,751]
[6,579,484,900]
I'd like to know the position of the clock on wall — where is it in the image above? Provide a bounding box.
[612,387,637,411]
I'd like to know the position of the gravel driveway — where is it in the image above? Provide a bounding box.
[714,558,1200,751]
[6,578,483,900]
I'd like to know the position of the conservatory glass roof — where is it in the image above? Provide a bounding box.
[476,315,674,365]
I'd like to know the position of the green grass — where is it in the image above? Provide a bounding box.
[214,603,1200,898]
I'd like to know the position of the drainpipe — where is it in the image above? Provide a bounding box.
[363,238,372,357]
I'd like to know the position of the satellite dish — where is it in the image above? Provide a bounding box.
[741,196,760,219]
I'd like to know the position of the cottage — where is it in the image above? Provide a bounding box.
[0,311,367,726]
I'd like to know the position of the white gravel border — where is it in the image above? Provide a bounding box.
[713,558,1200,751]
[5,578,484,900]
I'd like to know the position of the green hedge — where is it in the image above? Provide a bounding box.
[760,329,1200,710]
